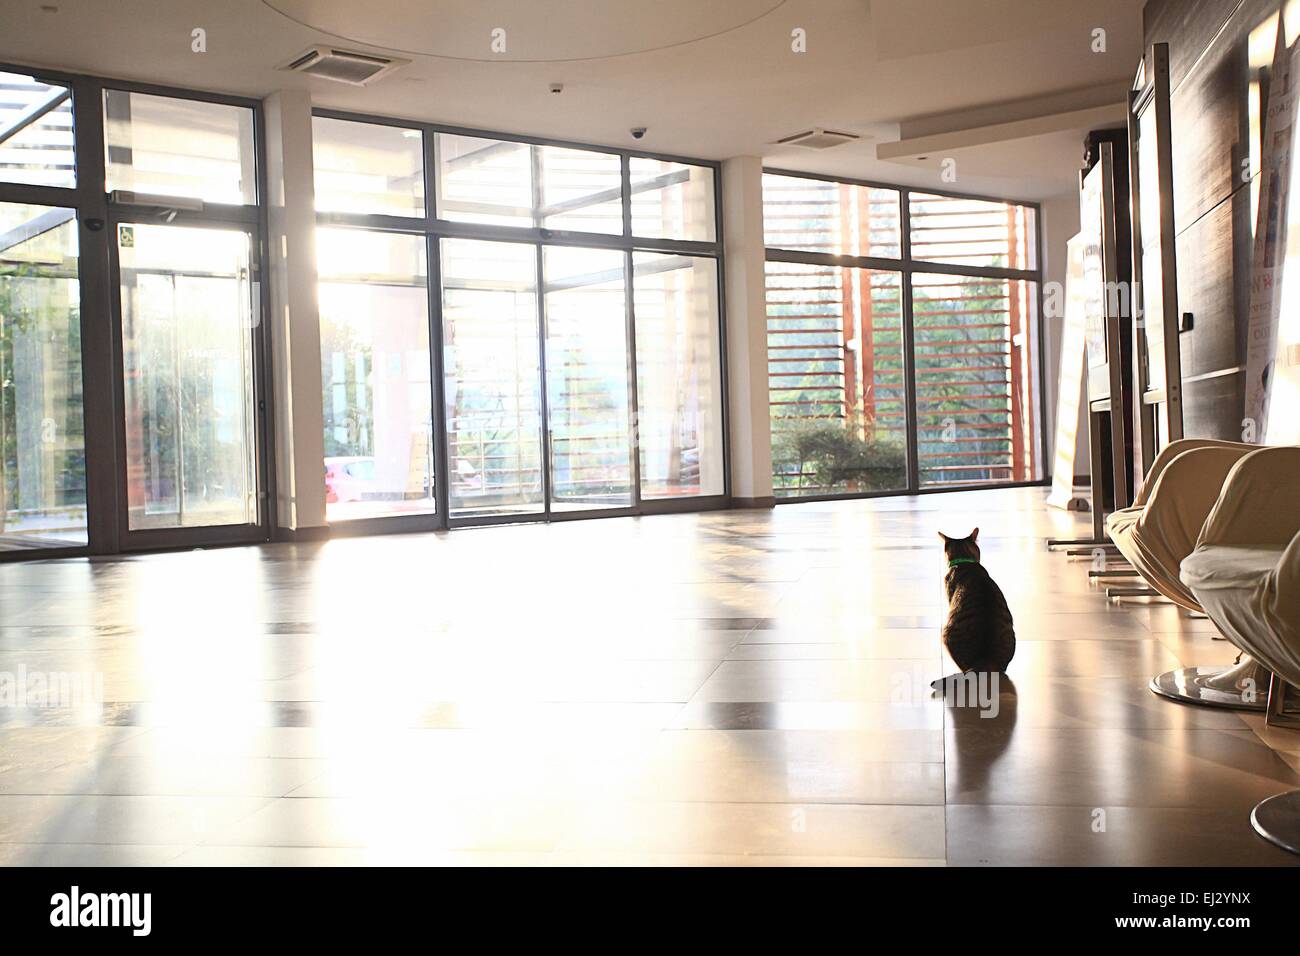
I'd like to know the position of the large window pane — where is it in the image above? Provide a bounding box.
[104,91,256,205]
[436,134,533,227]
[543,246,633,510]
[908,192,1037,269]
[440,238,544,517]
[435,134,622,234]
[317,228,434,522]
[633,252,724,498]
[0,72,75,189]
[766,261,907,497]
[539,146,622,234]
[762,173,900,257]
[911,273,1039,486]
[0,202,86,549]
[313,116,425,218]
[118,223,258,529]
[630,159,716,242]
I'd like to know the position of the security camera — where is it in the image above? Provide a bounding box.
[630,127,647,139]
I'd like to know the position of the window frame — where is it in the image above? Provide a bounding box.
[311,108,730,533]
[762,166,1047,502]
[0,62,277,563]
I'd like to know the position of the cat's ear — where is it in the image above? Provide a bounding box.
[938,531,949,542]
[970,527,980,542]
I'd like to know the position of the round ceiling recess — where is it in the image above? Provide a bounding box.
[262,0,788,62]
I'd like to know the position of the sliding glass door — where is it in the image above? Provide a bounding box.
[115,221,261,535]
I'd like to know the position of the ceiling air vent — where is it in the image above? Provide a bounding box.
[775,128,860,150]
[281,46,409,86]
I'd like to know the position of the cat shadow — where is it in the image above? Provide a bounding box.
[935,672,1019,799]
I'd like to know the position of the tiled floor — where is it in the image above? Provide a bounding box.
[1,487,1298,866]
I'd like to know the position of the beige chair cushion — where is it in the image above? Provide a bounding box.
[1106,441,1257,611]
[1181,447,1300,688]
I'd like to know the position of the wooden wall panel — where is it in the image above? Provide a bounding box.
[1145,0,1247,90]
[1166,2,1257,234]
[1173,184,1252,377]
[1143,0,1280,438]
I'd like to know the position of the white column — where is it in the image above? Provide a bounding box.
[721,156,774,505]
[263,90,327,532]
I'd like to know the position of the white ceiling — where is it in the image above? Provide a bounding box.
[0,0,1144,200]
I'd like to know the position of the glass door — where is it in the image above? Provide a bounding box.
[114,220,263,540]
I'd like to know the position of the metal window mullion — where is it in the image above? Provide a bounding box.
[534,242,554,517]
[68,73,121,555]
[900,189,921,494]
[624,248,642,507]
[424,128,451,528]
[425,231,451,528]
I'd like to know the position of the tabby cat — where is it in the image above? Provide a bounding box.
[932,528,1015,688]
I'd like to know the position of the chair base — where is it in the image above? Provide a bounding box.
[1149,660,1271,712]
[1251,791,1300,856]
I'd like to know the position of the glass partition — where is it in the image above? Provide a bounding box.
[764,171,1041,497]
[634,252,724,497]
[317,228,434,522]
[765,262,907,497]
[104,90,256,205]
[542,245,634,510]
[0,72,76,189]
[0,202,86,549]
[440,238,545,518]
[313,116,425,218]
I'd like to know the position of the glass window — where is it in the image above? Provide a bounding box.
[117,222,259,529]
[538,146,622,234]
[440,238,544,518]
[908,192,1037,269]
[436,134,534,227]
[104,90,256,205]
[0,202,86,549]
[312,116,425,218]
[435,134,622,234]
[766,262,907,497]
[762,173,900,257]
[633,253,724,498]
[317,228,435,522]
[911,273,1039,486]
[630,159,716,242]
[0,72,75,189]
[543,246,634,510]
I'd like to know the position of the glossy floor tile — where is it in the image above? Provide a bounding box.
[0,487,1297,865]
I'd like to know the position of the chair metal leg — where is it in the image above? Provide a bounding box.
[1251,791,1300,856]
[1149,658,1271,711]
[1046,537,1113,550]
[1266,672,1300,729]
[1106,585,1159,598]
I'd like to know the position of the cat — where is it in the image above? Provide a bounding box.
[931,528,1015,691]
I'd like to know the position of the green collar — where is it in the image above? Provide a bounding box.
[947,557,979,568]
